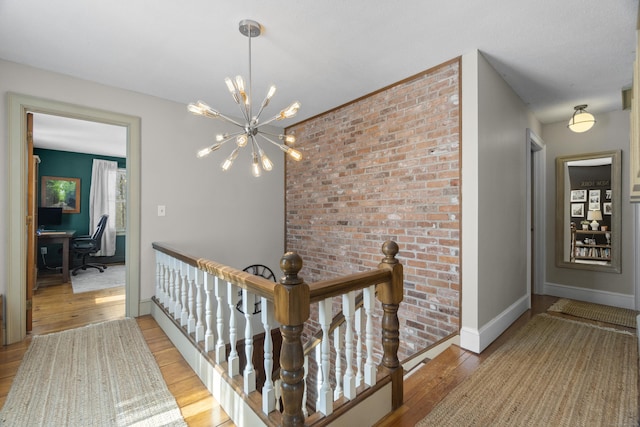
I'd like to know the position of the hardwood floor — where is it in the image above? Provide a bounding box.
[0,272,233,426]
[375,295,561,426]
[4,277,606,427]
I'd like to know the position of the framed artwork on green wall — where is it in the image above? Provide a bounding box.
[41,176,80,213]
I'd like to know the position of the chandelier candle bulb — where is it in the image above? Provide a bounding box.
[279,101,301,120]
[284,146,302,161]
[188,19,302,175]
[236,135,248,147]
[282,134,296,144]
[197,142,223,158]
[222,147,240,171]
[252,152,261,177]
[258,148,273,171]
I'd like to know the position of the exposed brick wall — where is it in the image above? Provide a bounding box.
[285,58,461,361]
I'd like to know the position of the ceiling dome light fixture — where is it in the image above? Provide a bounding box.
[567,104,596,133]
[188,19,302,177]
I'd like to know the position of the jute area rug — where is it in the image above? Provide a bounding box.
[417,314,638,426]
[0,319,186,426]
[71,264,125,294]
[548,298,638,329]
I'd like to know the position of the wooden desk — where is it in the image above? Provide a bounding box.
[37,230,76,283]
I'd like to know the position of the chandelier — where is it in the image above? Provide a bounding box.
[188,19,302,177]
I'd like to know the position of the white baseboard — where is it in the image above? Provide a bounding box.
[459,294,529,354]
[544,282,635,309]
[138,299,152,316]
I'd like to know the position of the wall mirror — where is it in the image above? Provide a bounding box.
[556,150,621,273]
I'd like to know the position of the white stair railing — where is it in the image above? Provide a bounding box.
[152,241,403,427]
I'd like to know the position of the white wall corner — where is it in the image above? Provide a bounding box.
[544,281,635,309]
[459,294,529,354]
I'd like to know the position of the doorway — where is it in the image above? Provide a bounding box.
[6,93,141,344]
[31,113,128,329]
[526,128,546,298]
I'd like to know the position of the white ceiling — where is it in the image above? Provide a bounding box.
[1,0,638,155]
[32,113,127,158]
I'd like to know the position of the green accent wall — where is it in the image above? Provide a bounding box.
[34,148,126,270]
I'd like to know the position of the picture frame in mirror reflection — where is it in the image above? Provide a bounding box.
[555,150,621,273]
[570,189,586,202]
[571,203,584,217]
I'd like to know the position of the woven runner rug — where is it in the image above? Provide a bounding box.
[548,298,638,328]
[0,319,186,426]
[417,314,638,426]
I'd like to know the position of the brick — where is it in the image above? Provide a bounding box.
[285,59,460,361]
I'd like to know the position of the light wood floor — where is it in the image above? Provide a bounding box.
[4,275,611,426]
[0,272,233,426]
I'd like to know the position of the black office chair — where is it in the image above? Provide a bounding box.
[71,214,109,276]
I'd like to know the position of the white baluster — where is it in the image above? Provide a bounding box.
[242,288,256,393]
[168,258,178,316]
[174,261,183,319]
[214,276,226,364]
[227,281,239,377]
[302,354,309,417]
[194,268,204,341]
[187,266,196,333]
[203,272,214,351]
[355,307,363,388]
[155,251,161,302]
[333,324,343,400]
[160,255,168,306]
[180,263,189,327]
[315,345,322,410]
[364,285,377,386]
[342,291,356,400]
[316,298,333,415]
[261,298,275,414]
[275,378,283,414]
[162,255,170,307]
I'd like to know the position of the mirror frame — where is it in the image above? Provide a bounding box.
[555,150,621,273]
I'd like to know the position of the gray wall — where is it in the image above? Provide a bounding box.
[1,59,286,303]
[543,110,634,302]
[461,50,542,352]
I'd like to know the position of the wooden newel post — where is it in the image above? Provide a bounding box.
[275,252,310,427]
[376,240,404,410]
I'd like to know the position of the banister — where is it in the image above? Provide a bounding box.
[153,242,277,299]
[308,270,390,303]
[152,242,199,266]
[153,240,403,425]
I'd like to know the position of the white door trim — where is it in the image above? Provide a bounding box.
[526,129,546,297]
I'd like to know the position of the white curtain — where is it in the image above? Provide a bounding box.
[89,159,117,256]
